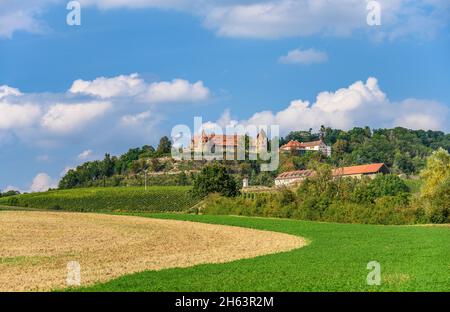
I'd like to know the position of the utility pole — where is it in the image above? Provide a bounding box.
[144,171,147,190]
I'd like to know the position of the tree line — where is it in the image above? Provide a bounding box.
[59,136,172,189]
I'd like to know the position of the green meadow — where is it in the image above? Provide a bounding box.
[76,213,449,292]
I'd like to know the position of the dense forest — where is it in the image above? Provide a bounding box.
[57,126,450,189]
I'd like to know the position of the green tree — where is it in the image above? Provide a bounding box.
[0,190,20,197]
[192,163,239,198]
[393,151,415,174]
[429,178,450,223]
[420,148,450,199]
[101,153,115,177]
[351,174,409,204]
[156,136,172,155]
[368,174,409,197]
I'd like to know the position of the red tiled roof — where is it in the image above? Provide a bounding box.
[332,163,386,176]
[301,140,323,147]
[276,169,315,180]
[281,139,325,149]
[281,140,304,149]
[192,134,245,147]
[276,163,387,180]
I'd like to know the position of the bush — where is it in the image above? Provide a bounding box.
[352,174,409,203]
[369,174,409,197]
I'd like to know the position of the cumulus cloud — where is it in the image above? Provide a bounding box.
[70,73,146,98]
[0,102,41,129]
[213,77,449,134]
[1,0,448,40]
[144,79,210,103]
[0,73,211,147]
[394,99,450,131]
[0,85,42,130]
[70,73,210,103]
[279,48,328,65]
[29,173,56,192]
[41,102,112,133]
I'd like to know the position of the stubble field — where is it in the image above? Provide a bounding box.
[0,211,305,291]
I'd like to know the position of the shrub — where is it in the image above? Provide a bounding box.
[352,174,409,203]
[369,174,409,197]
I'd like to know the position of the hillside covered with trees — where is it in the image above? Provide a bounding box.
[57,126,450,189]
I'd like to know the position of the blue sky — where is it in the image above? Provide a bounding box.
[0,0,449,191]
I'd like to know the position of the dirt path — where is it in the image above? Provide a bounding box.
[0,211,306,291]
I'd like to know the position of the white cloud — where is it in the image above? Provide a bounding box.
[143,79,210,103]
[0,85,41,130]
[77,149,94,160]
[0,72,210,147]
[41,101,112,133]
[394,99,449,131]
[29,173,56,192]
[70,73,146,98]
[0,102,41,130]
[120,111,152,126]
[0,85,22,98]
[70,73,210,103]
[203,0,450,39]
[216,77,449,134]
[1,0,448,40]
[0,0,51,39]
[279,48,328,65]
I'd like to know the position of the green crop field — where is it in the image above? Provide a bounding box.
[75,213,449,292]
[0,187,198,212]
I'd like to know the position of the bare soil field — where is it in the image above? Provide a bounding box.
[0,211,306,291]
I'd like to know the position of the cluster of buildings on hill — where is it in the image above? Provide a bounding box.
[189,130,268,154]
[188,131,332,157]
[274,163,390,187]
[185,131,388,188]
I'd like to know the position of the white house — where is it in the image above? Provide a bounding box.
[280,139,331,157]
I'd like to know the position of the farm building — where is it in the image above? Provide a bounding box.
[275,163,389,187]
[331,163,390,179]
[274,169,315,186]
[280,139,331,157]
